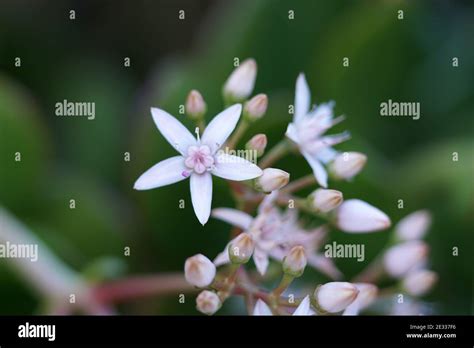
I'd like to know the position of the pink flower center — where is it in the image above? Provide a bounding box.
[184,145,215,175]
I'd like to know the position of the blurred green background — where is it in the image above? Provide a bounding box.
[0,0,472,315]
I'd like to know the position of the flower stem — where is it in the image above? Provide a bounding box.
[226,119,249,149]
[271,274,294,297]
[258,139,290,168]
[93,273,195,304]
[281,174,316,194]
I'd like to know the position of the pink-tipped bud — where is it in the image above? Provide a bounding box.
[255,168,290,193]
[228,233,254,264]
[310,188,343,213]
[314,282,359,313]
[223,58,257,102]
[184,254,216,288]
[283,245,307,277]
[185,89,207,119]
[402,270,438,296]
[244,94,268,121]
[246,134,267,157]
[329,152,367,180]
[395,210,431,241]
[336,199,391,233]
[383,241,429,278]
[196,290,221,315]
[343,283,378,315]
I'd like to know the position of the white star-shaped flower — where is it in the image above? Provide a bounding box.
[286,73,350,187]
[134,104,263,225]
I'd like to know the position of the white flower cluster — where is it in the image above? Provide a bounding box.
[134,59,437,315]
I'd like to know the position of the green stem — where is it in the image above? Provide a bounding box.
[226,120,249,149]
[271,274,294,298]
[281,174,316,194]
[258,139,291,168]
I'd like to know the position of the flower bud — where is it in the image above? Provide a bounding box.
[395,210,431,241]
[309,188,343,213]
[383,241,429,278]
[282,245,307,277]
[184,254,216,288]
[335,199,391,233]
[228,233,254,264]
[255,168,290,193]
[402,270,437,296]
[244,94,268,121]
[246,134,267,157]
[196,290,221,315]
[223,58,257,102]
[329,152,367,180]
[343,283,378,315]
[185,90,206,119]
[313,282,359,313]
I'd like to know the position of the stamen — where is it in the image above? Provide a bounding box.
[195,127,200,142]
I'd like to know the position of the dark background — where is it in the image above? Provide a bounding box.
[0,0,472,315]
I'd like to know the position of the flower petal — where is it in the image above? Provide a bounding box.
[285,123,300,144]
[190,173,213,225]
[201,104,242,153]
[302,151,328,188]
[253,299,273,316]
[316,147,338,164]
[212,153,262,181]
[151,107,197,155]
[294,73,311,122]
[212,208,253,230]
[213,247,230,266]
[293,296,312,316]
[253,248,269,276]
[134,156,188,190]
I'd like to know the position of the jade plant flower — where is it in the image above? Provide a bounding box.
[286,74,350,187]
[134,104,263,225]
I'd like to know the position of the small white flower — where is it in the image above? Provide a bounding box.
[395,210,431,241]
[184,254,216,288]
[335,199,391,233]
[185,89,206,119]
[309,188,343,213]
[196,290,221,315]
[223,58,257,102]
[402,269,437,296]
[244,94,268,120]
[286,73,349,187]
[212,193,342,279]
[314,282,359,313]
[253,296,315,316]
[329,152,367,180]
[228,232,255,264]
[343,283,378,316]
[255,168,290,193]
[282,245,307,277]
[134,104,262,225]
[246,134,267,157]
[383,241,429,278]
